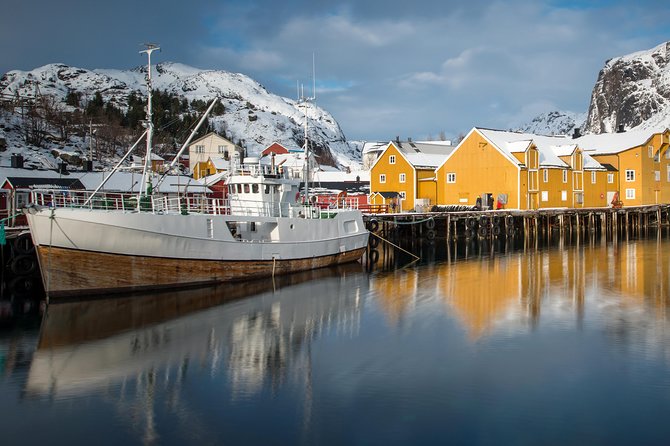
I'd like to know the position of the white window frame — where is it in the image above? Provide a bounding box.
[195,145,205,154]
[379,174,386,184]
[389,155,396,164]
[561,190,567,201]
[625,188,636,200]
[541,191,548,202]
[667,165,670,182]
[655,170,661,182]
[625,169,635,182]
[607,173,614,184]
[543,169,549,183]
[447,172,456,183]
[399,173,406,183]
[648,145,654,158]
[562,170,568,183]
[218,145,226,154]
[591,171,597,184]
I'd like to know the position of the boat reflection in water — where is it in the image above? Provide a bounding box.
[26,263,368,440]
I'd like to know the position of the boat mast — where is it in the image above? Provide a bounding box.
[300,54,316,204]
[139,43,160,197]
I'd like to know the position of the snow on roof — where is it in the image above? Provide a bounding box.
[477,128,569,168]
[200,171,227,185]
[312,170,370,182]
[210,157,229,169]
[575,129,656,154]
[583,152,606,170]
[550,144,578,157]
[404,152,451,168]
[362,141,389,154]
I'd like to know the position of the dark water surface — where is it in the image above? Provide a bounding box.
[3,237,670,445]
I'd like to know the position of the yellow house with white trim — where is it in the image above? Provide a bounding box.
[369,140,454,211]
[576,128,670,206]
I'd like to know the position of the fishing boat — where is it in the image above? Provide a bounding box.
[23,46,369,300]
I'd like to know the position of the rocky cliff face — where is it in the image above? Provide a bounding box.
[584,41,670,134]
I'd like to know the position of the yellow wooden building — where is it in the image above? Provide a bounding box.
[434,128,603,210]
[575,128,670,206]
[369,140,454,211]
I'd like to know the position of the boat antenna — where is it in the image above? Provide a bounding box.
[139,43,160,198]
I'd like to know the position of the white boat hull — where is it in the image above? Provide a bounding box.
[25,207,369,298]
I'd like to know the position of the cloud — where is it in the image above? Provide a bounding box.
[2,0,670,142]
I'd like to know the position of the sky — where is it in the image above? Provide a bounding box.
[1,0,669,142]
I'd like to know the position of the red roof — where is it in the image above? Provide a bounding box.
[261,143,290,156]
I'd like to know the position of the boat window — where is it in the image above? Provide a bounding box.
[244,184,250,193]
[236,184,242,194]
[252,184,259,194]
[250,222,256,232]
[264,185,270,194]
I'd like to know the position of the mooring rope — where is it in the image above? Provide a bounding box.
[46,208,54,304]
[369,232,420,261]
[387,216,435,226]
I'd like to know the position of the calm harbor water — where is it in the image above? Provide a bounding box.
[3,236,670,445]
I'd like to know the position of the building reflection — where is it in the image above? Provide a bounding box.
[369,237,670,342]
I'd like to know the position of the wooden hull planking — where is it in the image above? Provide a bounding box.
[36,245,367,299]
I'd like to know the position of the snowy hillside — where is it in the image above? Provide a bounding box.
[0,62,362,169]
[513,110,586,136]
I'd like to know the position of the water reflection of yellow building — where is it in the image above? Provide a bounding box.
[427,237,670,340]
[371,270,419,324]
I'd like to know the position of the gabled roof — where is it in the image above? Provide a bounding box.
[575,129,659,154]
[371,191,400,199]
[188,132,234,147]
[372,141,455,170]
[477,128,569,169]
[262,142,290,156]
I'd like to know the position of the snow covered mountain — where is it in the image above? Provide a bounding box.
[0,62,361,169]
[584,41,670,134]
[516,41,670,137]
[513,110,586,136]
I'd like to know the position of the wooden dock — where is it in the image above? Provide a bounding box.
[363,205,670,244]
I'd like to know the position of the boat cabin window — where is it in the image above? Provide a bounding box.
[236,184,242,194]
[252,184,259,194]
[244,184,250,193]
[264,185,271,194]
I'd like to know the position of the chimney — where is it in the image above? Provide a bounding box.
[572,128,581,139]
[617,124,625,133]
[84,160,93,172]
[408,137,412,142]
[11,154,24,169]
[395,135,400,143]
[58,162,68,174]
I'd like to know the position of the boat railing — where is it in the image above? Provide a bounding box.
[28,190,355,219]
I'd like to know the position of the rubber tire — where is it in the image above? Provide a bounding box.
[13,233,34,255]
[10,254,37,276]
